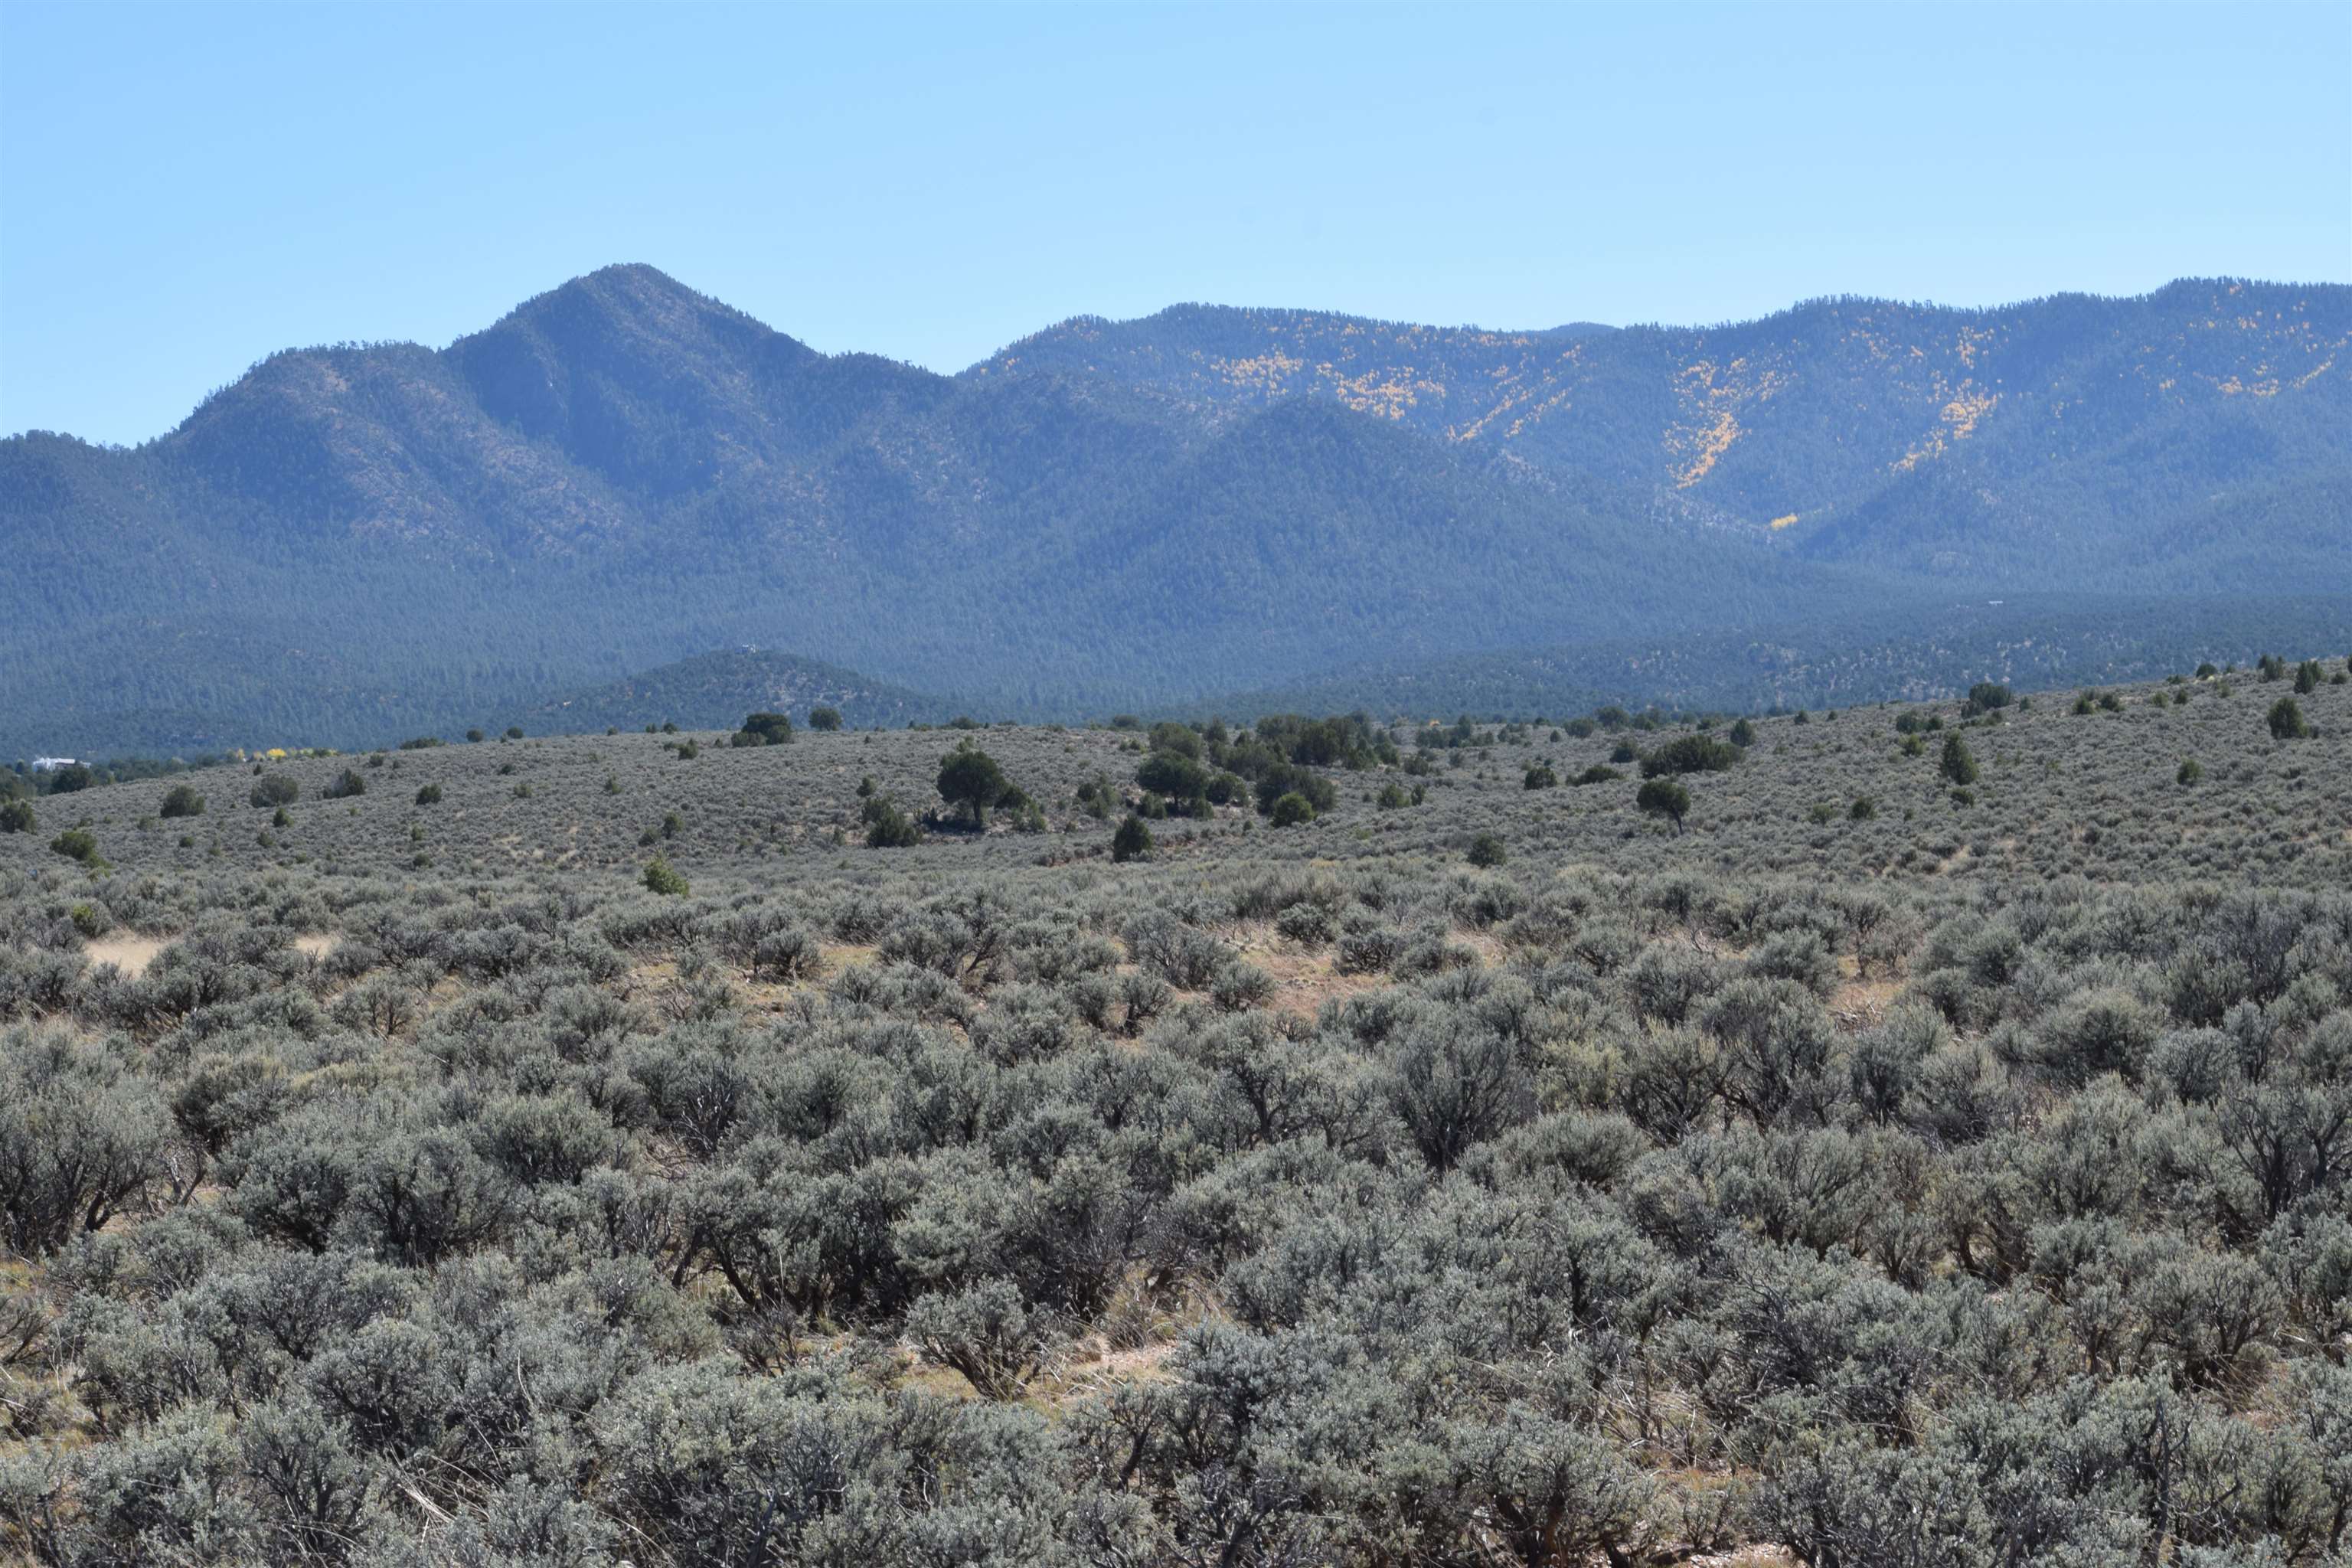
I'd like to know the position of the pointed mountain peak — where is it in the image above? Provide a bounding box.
[555,261,711,309]
[442,266,825,492]
[580,260,688,289]
[473,263,797,354]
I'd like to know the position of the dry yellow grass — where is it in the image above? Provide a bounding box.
[80,933,166,973]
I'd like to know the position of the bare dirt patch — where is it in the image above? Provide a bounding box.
[84,931,336,975]
[83,933,168,973]
[1831,976,1903,1030]
[1230,929,1387,1021]
[1089,1341,1181,1383]
[1026,1336,1184,1407]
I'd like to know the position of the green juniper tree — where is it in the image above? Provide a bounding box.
[1636,777,1690,831]
[1111,813,1153,863]
[937,743,1011,829]
[733,712,795,747]
[1939,733,1980,786]
[49,828,102,864]
[862,794,920,848]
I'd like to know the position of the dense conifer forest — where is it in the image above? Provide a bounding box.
[4,652,2351,1565]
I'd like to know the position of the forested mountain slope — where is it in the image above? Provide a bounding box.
[978,280,2351,582]
[4,266,2345,756]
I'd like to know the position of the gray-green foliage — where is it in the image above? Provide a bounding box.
[0,662,2348,1563]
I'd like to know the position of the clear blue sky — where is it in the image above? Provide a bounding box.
[4,1,2347,446]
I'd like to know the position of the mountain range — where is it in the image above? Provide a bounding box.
[3,265,2346,756]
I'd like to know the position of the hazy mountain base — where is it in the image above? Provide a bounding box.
[519,648,956,736]
[8,585,2346,766]
[1207,592,2352,724]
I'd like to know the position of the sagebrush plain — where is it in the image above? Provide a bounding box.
[3,655,2351,1566]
